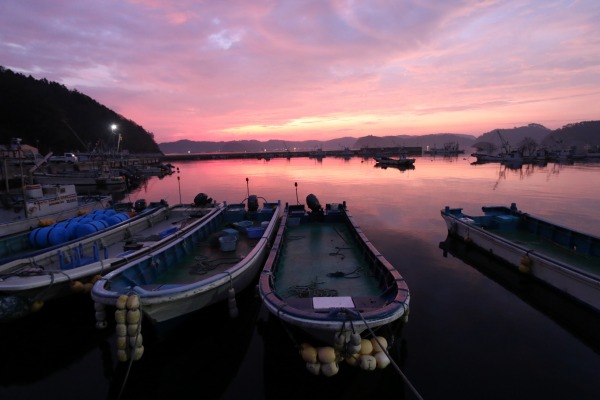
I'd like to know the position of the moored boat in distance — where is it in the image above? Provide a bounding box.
[90,194,281,361]
[258,194,410,376]
[0,184,111,239]
[441,203,600,313]
[0,197,220,321]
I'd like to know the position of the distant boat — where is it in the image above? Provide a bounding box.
[33,170,127,187]
[90,195,281,358]
[373,154,416,167]
[258,195,410,376]
[0,199,220,321]
[0,184,111,239]
[441,203,600,313]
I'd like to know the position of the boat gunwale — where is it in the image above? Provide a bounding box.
[441,206,600,283]
[259,202,410,325]
[92,201,282,304]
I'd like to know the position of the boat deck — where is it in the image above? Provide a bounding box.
[138,221,267,288]
[273,222,382,299]
[0,206,215,275]
[487,227,600,276]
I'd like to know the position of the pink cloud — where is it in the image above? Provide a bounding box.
[1,0,599,143]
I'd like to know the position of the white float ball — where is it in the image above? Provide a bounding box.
[321,362,339,377]
[359,355,377,371]
[374,351,390,369]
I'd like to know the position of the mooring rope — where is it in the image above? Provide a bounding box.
[343,307,424,400]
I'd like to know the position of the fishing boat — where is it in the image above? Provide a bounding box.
[90,194,281,359]
[0,197,220,321]
[441,203,600,313]
[0,184,111,239]
[373,154,416,167]
[258,195,410,376]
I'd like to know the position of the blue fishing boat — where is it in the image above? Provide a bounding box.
[0,197,220,321]
[90,194,281,360]
[258,194,410,376]
[441,203,600,313]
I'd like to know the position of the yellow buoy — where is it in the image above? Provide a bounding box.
[114,309,126,324]
[520,255,532,266]
[321,362,339,377]
[30,300,44,313]
[126,309,141,324]
[117,349,128,362]
[359,355,377,371]
[359,338,373,355]
[91,274,102,284]
[299,343,317,363]
[374,351,391,369]
[116,336,128,350]
[317,346,336,364]
[127,324,139,337]
[126,294,140,310]
[518,263,531,274]
[116,295,129,310]
[115,323,127,337]
[305,362,321,375]
[82,282,93,293]
[371,336,388,353]
[71,281,84,292]
[129,333,143,347]
[345,353,360,367]
[132,345,144,361]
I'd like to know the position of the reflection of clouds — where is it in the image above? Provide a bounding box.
[2,1,599,142]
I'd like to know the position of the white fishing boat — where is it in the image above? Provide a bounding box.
[0,184,111,239]
[0,197,220,321]
[258,194,410,376]
[90,194,281,361]
[441,203,600,313]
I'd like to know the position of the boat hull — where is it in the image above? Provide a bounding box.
[259,200,410,358]
[91,199,281,326]
[0,203,221,321]
[441,205,600,313]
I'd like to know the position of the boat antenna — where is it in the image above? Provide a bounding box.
[295,182,299,205]
[177,167,182,205]
[246,177,250,198]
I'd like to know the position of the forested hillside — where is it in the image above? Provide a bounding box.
[0,67,162,155]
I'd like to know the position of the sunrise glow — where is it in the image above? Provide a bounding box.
[1,1,598,143]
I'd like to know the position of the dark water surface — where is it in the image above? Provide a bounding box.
[2,156,599,400]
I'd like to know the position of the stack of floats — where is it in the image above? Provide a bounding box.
[258,195,410,376]
[91,195,282,361]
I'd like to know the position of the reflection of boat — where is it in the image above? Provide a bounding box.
[441,203,600,313]
[439,235,600,354]
[373,155,415,167]
[0,184,111,239]
[374,163,415,172]
[91,195,281,330]
[107,279,262,399]
[258,195,410,376]
[0,200,220,321]
[0,294,112,386]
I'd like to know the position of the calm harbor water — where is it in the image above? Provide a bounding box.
[1,156,599,400]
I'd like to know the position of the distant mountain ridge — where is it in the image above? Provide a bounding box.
[159,122,600,154]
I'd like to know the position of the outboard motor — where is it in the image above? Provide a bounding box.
[193,193,212,207]
[306,194,322,213]
[134,199,147,212]
[248,195,259,212]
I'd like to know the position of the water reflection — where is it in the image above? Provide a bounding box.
[439,235,600,354]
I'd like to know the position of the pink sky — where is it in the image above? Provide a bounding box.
[1,1,599,143]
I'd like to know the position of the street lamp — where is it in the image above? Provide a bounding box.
[110,124,117,154]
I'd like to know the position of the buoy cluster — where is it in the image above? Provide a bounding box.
[299,333,391,377]
[519,254,532,273]
[94,294,144,362]
[71,274,101,294]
